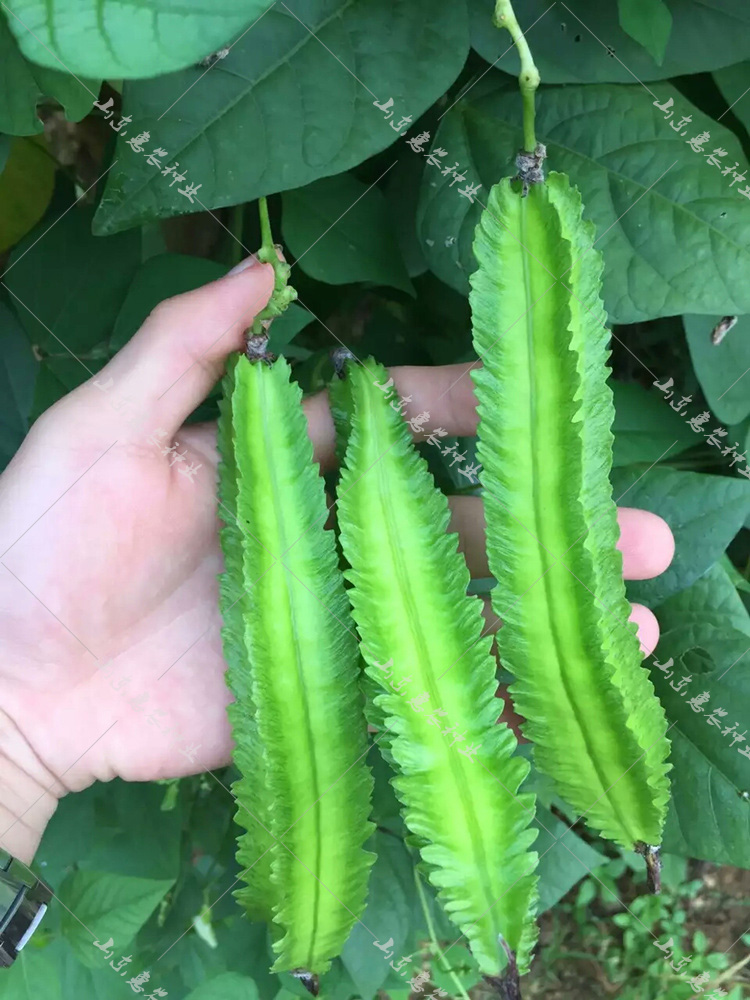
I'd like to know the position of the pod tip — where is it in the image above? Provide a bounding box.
[484,938,522,1000]
[514,142,547,197]
[635,842,662,894]
[331,346,357,378]
[291,970,319,996]
[245,333,275,365]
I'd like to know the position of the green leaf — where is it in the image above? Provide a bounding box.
[35,784,97,887]
[612,466,750,606]
[612,381,697,467]
[653,565,750,868]
[219,355,375,973]
[93,0,469,234]
[77,781,185,881]
[282,174,413,294]
[0,136,55,251]
[0,12,98,135]
[417,79,750,324]
[2,0,272,79]
[617,0,673,65]
[0,300,37,470]
[469,0,750,84]
[334,359,539,976]
[657,562,750,668]
[185,973,260,1000]
[59,869,174,966]
[683,313,750,425]
[5,192,140,356]
[471,173,670,852]
[1,949,63,1000]
[341,830,414,1000]
[534,807,607,913]
[384,151,429,278]
[267,302,314,356]
[714,61,750,136]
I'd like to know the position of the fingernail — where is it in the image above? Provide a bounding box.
[226,254,260,276]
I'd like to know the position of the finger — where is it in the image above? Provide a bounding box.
[479,595,660,656]
[304,362,479,470]
[616,507,675,579]
[89,257,275,438]
[630,603,660,656]
[447,497,674,582]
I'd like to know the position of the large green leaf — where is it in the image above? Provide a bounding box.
[340,830,414,1000]
[618,0,672,65]
[714,60,750,136]
[534,807,606,913]
[469,0,750,84]
[59,869,174,966]
[282,174,413,294]
[0,12,98,134]
[5,192,140,356]
[93,0,469,234]
[611,381,697,467]
[612,466,750,606]
[417,79,750,324]
[185,973,260,1000]
[471,173,670,851]
[0,300,37,470]
[0,136,55,251]
[1,950,63,1000]
[334,359,539,977]
[2,0,272,79]
[653,564,750,868]
[683,313,750,425]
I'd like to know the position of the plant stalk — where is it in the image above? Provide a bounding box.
[413,867,472,1000]
[493,0,540,153]
[250,195,298,336]
[258,195,274,256]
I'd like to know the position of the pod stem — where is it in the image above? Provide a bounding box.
[292,970,319,996]
[412,866,472,1000]
[250,196,298,336]
[636,842,662,894]
[493,0,540,154]
[484,939,521,1000]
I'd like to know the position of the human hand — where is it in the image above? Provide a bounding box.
[0,258,674,862]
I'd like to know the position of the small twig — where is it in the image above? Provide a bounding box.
[635,843,662,894]
[250,196,297,336]
[493,0,540,153]
[713,949,750,988]
[484,938,522,1000]
[412,865,472,1000]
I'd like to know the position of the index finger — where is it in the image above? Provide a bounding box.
[304,362,479,471]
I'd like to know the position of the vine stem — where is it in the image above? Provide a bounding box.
[413,866,472,1000]
[258,195,274,256]
[493,0,540,153]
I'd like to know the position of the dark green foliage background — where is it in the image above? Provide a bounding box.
[2,0,750,996]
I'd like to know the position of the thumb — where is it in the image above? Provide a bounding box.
[92,255,275,439]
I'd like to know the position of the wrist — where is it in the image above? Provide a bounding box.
[0,711,64,865]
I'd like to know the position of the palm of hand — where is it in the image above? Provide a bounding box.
[0,263,674,801]
[1,417,232,791]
